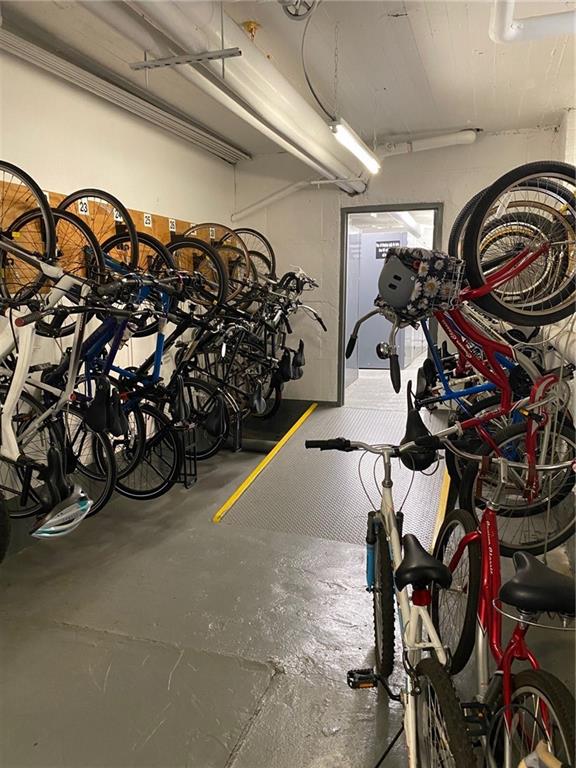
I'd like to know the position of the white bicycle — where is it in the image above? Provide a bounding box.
[306,425,475,767]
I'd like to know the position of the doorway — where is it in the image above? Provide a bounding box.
[339,203,443,406]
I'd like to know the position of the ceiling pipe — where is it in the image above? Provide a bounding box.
[231,177,365,222]
[378,129,478,157]
[121,1,367,193]
[489,0,576,43]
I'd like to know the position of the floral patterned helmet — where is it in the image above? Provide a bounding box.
[376,246,463,323]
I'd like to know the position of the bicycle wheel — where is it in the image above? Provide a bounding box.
[101,231,176,337]
[0,161,55,304]
[488,669,575,767]
[431,508,481,674]
[184,224,251,302]
[459,421,575,556]
[58,189,138,270]
[372,517,395,679]
[233,228,276,278]
[463,161,575,325]
[167,237,228,311]
[182,378,229,461]
[448,188,485,259]
[0,387,60,518]
[115,402,181,500]
[61,407,117,517]
[415,657,476,765]
[7,208,105,336]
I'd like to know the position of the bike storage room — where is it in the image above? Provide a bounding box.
[1,1,575,766]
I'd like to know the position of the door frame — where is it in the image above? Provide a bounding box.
[337,202,444,406]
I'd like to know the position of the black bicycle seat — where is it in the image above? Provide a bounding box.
[499,552,575,615]
[395,534,452,591]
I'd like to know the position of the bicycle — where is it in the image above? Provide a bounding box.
[305,428,476,767]
[431,448,575,766]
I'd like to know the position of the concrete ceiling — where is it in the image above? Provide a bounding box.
[1,0,279,156]
[2,1,575,162]
[226,0,575,139]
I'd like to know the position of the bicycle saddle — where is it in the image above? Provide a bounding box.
[395,534,452,591]
[499,552,575,615]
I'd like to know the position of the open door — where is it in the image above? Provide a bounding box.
[339,204,443,405]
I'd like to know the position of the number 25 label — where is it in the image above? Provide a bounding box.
[144,213,152,228]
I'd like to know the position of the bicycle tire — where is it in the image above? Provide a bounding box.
[459,421,575,556]
[1,387,61,518]
[61,407,117,517]
[463,161,576,325]
[0,160,55,260]
[58,188,139,269]
[415,657,476,765]
[182,377,229,460]
[101,231,176,337]
[448,188,484,259]
[166,236,228,311]
[233,227,276,277]
[431,508,481,675]
[115,402,181,500]
[488,669,575,766]
[373,518,395,679]
[8,207,106,337]
[184,223,250,302]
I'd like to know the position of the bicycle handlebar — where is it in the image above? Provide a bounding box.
[305,427,574,472]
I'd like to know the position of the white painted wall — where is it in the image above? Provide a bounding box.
[0,54,234,223]
[235,128,563,403]
[0,53,236,367]
[559,109,576,164]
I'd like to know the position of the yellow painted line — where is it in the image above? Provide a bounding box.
[432,470,451,546]
[212,402,318,524]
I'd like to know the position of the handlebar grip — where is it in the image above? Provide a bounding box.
[14,311,43,327]
[305,438,354,451]
[390,354,401,393]
[345,335,357,359]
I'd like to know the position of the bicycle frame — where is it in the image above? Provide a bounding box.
[0,269,91,461]
[446,465,545,765]
[374,449,449,768]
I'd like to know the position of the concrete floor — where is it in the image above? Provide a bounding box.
[0,447,405,768]
[1,403,573,768]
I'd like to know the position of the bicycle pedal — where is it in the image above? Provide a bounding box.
[461,701,489,739]
[347,668,378,689]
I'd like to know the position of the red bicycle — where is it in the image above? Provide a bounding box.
[346,161,575,555]
[431,453,575,767]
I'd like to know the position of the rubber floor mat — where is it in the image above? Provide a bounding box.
[221,406,446,549]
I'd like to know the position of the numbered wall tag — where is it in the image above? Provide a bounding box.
[77,198,90,216]
[209,226,216,239]
[144,213,153,228]
[113,209,123,223]
[169,218,176,233]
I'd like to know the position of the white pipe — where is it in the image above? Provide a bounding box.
[489,0,576,43]
[232,181,310,222]
[125,1,367,193]
[231,177,365,222]
[379,129,477,157]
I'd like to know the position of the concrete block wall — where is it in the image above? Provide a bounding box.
[235,128,563,403]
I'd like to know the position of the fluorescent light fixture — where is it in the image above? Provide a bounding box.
[330,118,381,175]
